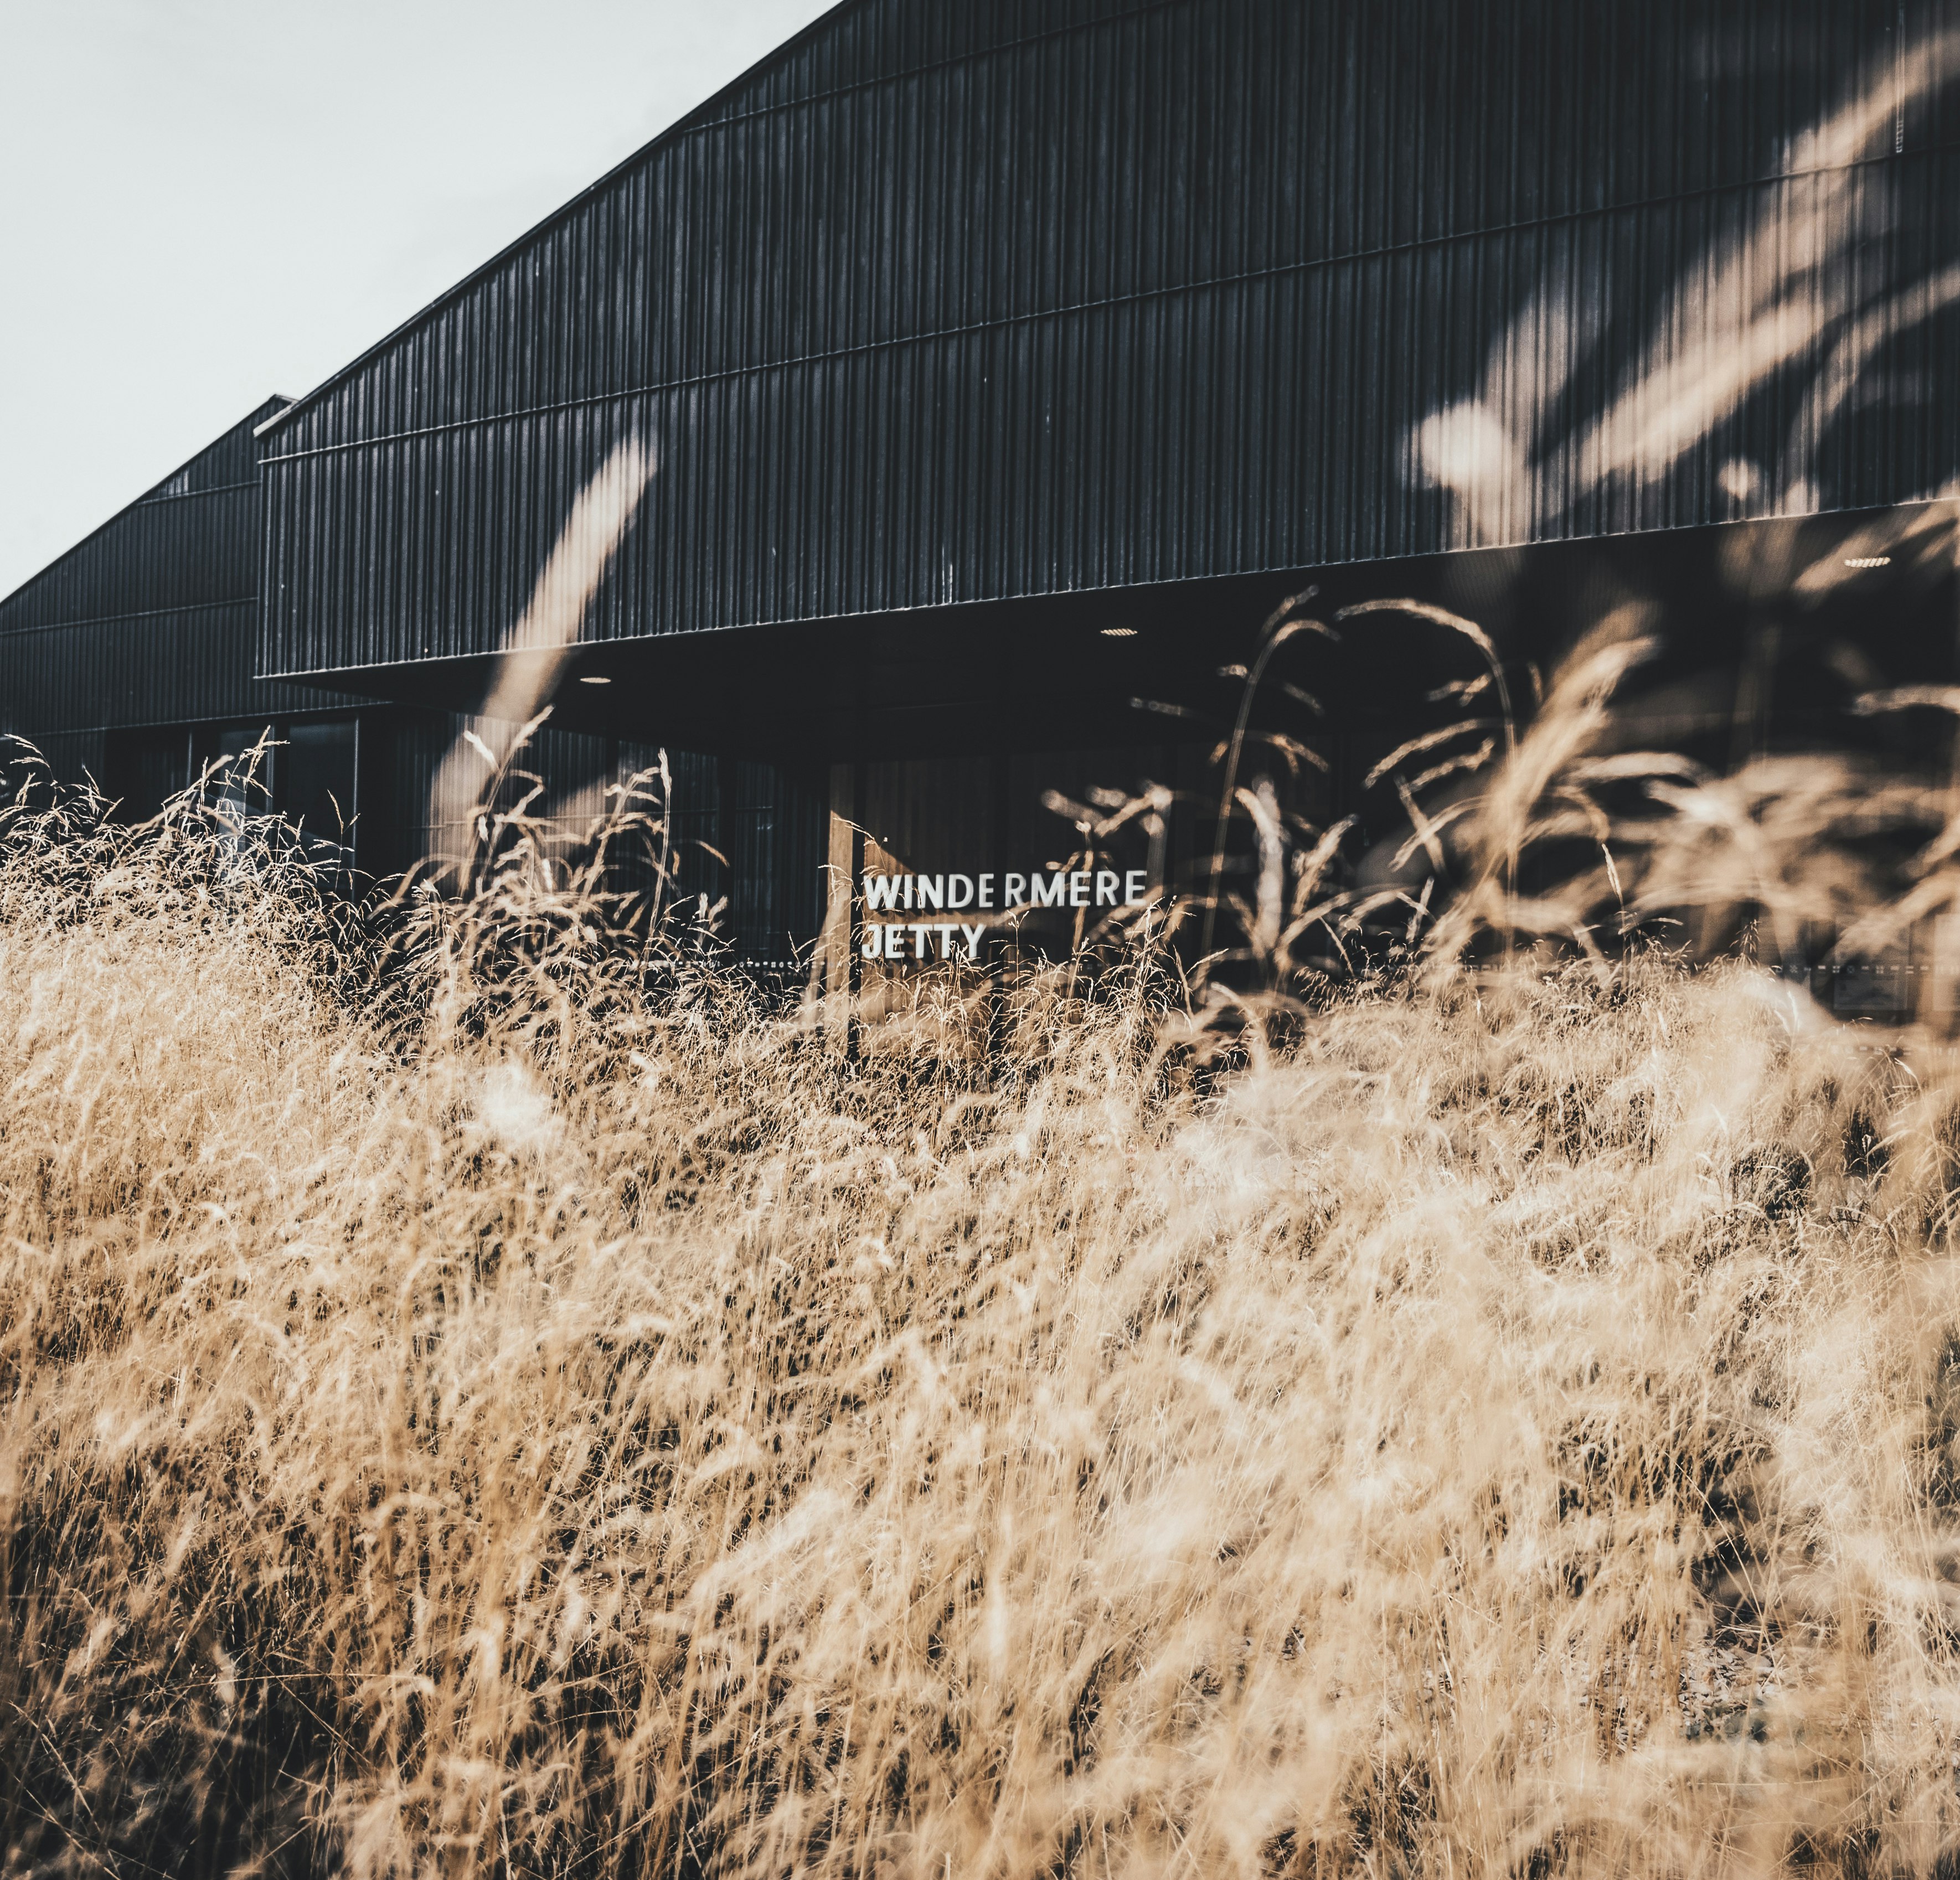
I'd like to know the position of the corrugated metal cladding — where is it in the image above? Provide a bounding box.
[1,399,355,749]
[260,0,1960,681]
[0,397,819,959]
[391,722,824,961]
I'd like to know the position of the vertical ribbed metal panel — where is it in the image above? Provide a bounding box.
[387,720,819,959]
[616,745,823,961]
[397,714,616,866]
[259,0,1960,683]
[0,400,359,757]
[0,603,320,730]
[0,408,807,954]
[4,402,277,637]
[8,729,109,792]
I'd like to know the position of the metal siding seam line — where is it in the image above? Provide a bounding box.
[1139,293,1166,584]
[1036,311,1056,590]
[964,282,988,603]
[284,453,310,674]
[745,117,768,623]
[361,409,383,663]
[996,316,1011,596]
[441,425,462,669]
[391,431,412,665]
[874,54,896,353]
[1089,14,1113,305]
[1200,272,1224,576]
[1889,153,1912,503]
[1317,249,1342,562]
[740,350,761,626]
[843,341,866,619]
[1550,218,1574,528]
[709,360,730,629]
[1103,276,1126,588]
[654,378,674,632]
[609,172,629,412]
[1069,292,1089,588]
[254,457,276,681]
[354,406,372,662]
[964,271,987,602]
[1584,209,1607,530]
[680,375,702,632]
[445,421,466,662]
[896,319,917,612]
[496,406,517,664]
[1347,244,1373,562]
[424,427,445,663]
[850,342,870,615]
[1365,243,1390,562]
[1101,295,1123,589]
[1005,260,1026,593]
[1046,20,1067,319]
[287,456,306,675]
[1270,269,1294,572]
[1259,266,1283,569]
[324,449,344,670]
[941,318,965,607]
[424,425,443,670]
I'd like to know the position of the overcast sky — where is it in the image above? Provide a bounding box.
[0,0,836,597]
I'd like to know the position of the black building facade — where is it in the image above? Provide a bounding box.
[8,0,1960,981]
[257,0,1960,690]
[0,400,361,822]
[1,419,822,960]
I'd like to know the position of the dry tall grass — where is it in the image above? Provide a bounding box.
[13,25,1960,1866]
[10,729,1960,1879]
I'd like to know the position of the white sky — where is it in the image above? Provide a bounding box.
[0,0,837,598]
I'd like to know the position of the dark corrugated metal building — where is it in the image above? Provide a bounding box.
[249,0,1960,969]
[0,401,607,892]
[0,399,357,815]
[13,0,1960,976]
[0,417,820,962]
[257,0,1960,673]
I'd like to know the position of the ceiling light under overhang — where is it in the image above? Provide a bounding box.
[579,674,612,684]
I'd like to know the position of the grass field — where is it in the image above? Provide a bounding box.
[14,28,1960,1868]
[9,731,1960,1880]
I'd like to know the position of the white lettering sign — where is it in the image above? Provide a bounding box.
[856,870,1157,960]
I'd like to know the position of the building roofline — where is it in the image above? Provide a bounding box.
[254,0,867,442]
[1,396,290,614]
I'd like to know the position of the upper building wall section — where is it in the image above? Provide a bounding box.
[1,399,355,738]
[258,0,1960,675]
[1,399,284,635]
[270,0,1947,457]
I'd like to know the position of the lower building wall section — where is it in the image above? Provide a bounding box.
[4,703,827,970]
[396,719,825,965]
[3,727,110,798]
